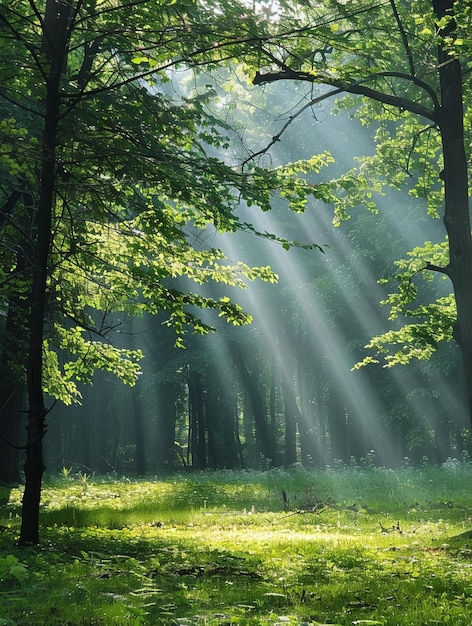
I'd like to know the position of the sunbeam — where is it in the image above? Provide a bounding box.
[208,95,465,469]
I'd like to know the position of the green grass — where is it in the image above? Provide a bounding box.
[2,464,472,625]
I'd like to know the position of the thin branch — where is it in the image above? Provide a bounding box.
[2,5,48,83]
[62,310,109,339]
[389,0,415,76]
[404,124,438,176]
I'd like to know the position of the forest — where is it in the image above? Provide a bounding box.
[2,0,472,624]
[1,1,472,620]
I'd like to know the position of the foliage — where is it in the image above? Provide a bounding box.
[0,0,335,406]
[0,554,28,585]
[355,240,456,368]
[3,467,472,624]
[248,0,471,367]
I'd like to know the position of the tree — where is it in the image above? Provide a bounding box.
[3,0,334,544]
[250,0,472,422]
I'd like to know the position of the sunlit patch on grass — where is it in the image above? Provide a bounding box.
[2,466,472,624]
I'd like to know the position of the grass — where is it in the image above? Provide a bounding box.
[1,463,472,625]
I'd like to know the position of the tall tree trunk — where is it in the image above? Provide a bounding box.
[296,350,313,467]
[327,390,348,463]
[269,360,277,436]
[222,395,241,469]
[433,0,472,426]
[188,369,206,469]
[203,368,219,469]
[280,359,299,466]
[19,135,54,543]
[19,0,73,545]
[156,382,177,471]
[230,343,278,466]
[133,390,146,476]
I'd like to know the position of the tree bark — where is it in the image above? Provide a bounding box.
[0,381,23,485]
[19,114,55,542]
[432,0,472,426]
[19,0,73,546]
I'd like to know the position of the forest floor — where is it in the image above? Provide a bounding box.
[2,463,472,625]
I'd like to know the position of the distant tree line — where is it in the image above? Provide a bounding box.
[45,194,470,474]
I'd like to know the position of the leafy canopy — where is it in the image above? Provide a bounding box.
[1,0,340,404]
[247,0,471,366]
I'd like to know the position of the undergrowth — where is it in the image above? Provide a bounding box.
[1,464,472,625]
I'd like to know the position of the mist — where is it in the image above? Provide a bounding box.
[46,81,468,475]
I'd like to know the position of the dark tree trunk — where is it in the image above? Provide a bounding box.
[0,382,24,485]
[222,396,241,469]
[280,361,299,466]
[0,197,32,484]
[19,117,56,544]
[0,302,25,484]
[156,382,177,471]
[432,0,472,427]
[19,0,73,545]
[188,369,206,469]
[80,404,92,471]
[133,391,146,476]
[230,343,278,466]
[327,391,348,463]
[203,369,219,469]
[218,390,240,469]
[296,350,316,467]
[269,360,277,436]
[242,391,256,466]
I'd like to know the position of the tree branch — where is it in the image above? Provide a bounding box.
[389,0,415,77]
[253,69,438,121]
[423,262,451,276]
[245,71,437,166]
